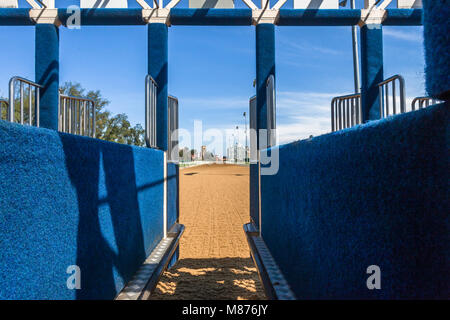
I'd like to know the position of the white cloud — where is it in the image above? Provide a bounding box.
[383,29,423,43]
[277,115,331,144]
[275,91,336,144]
[181,97,249,109]
[279,38,344,56]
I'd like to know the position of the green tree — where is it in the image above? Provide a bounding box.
[60,82,145,146]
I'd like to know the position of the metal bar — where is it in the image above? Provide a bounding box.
[28,85,32,125]
[392,79,396,114]
[379,85,384,118]
[86,100,89,136]
[398,76,406,113]
[83,101,87,136]
[356,97,360,124]
[78,101,82,134]
[20,82,24,124]
[71,99,74,133]
[352,97,355,125]
[346,99,350,128]
[331,99,336,132]
[385,83,389,116]
[350,0,361,94]
[62,98,66,132]
[36,87,39,127]
[8,78,14,122]
[91,102,96,138]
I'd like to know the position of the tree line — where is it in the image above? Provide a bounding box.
[1,82,145,147]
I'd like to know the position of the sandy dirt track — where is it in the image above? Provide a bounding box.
[150,164,266,300]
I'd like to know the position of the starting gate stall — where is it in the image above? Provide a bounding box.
[0,0,448,300]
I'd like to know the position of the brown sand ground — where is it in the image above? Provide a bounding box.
[150,164,266,300]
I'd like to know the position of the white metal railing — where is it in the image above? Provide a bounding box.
[59,94,96,137]
[7,76,42,126]
[378,74,406,118]
[145,75,158,148]
[168,95,179,162]
[411,96,443,111]
[331,93,361,132]
[266,75,276,148]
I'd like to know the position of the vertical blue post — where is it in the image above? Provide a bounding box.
[148,23,168,151]
[360,24,383,122]
[35,24,59,130]
[251,23,275,229]
[422,0,450,100]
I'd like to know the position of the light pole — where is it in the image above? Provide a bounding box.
[235,126,239,163]
[339,0,361,94]
[351,0,361,93]
[243,112,248,163]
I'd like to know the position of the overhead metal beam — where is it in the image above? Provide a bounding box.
[170,8,253,26]
[278,9,361,26]
[0,8,424,27]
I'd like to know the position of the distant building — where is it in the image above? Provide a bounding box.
[227,144,246,162]
[180,147,191,162]
[201,146,207,161]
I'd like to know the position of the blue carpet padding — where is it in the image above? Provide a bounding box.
[58,9,146,26]
[423,0,450,99]
[170,9,252,26]
[0,121,164,300]
[260,103,449,299]
[0,9,34,26]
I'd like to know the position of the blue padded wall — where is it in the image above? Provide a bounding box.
[260,103,449,299]
[0,121,164,300]
[35,24,59,130]
[250,163,259,227]
[167,163,179,230]
[360,24,383,122]
[423,0,450,100]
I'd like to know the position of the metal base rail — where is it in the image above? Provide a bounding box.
[243,223,296,300]
[115,223,185,300]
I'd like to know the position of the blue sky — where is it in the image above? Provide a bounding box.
[0,1,426,154]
